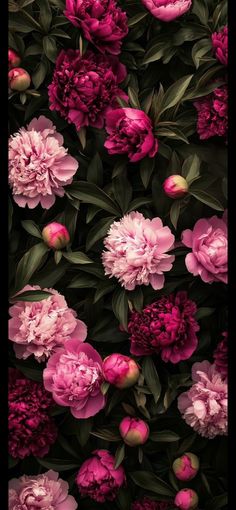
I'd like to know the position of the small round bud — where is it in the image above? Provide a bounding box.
[42,222,70,250]
[163,175,189,199]
[172,452,199,481]
[8,68,31,91]
[119,416,149,447]
[174,488,199,510]
[8,48,21,69]
[103,353,140,389]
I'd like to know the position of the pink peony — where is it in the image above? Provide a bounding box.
[163,175,189,199]
[8,369,57,459]
[9,116,78,209]
[141,0,192,22]
[103,353,140,388]
[181,215,228,284]
[48,49,127,131]
[102,211,175,291]
[119,416,149,446]
[8,285,87,362]
[9,470,78,510]
[43,341,105,419]
[8,48,21,69]
[174,489,198,510]
[212,26,228,66]
[104,108,158,162]
[213,331,228,379]
[8,67,31,91]
[42,222,70,249]
[132,498,175,510]
[76,449,126,502]
[172,452,199,481]
[64,0,128,55]
[178,360,228,438]
[194,84,228,140]
[128,291,199,363]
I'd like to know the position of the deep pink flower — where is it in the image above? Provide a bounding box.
[43,341,105,419]
[141,0,192,22]
[163,175,189,199]
[8,116,78,209]
[76,449,126,502]
[64,0,128,55]
[104,108,158,162]
[103,353,140,388]
[181,216,228,284]
[8,285,87,362]
[128,291,199,363]
[194,84,228,140]
[212,26,228,66]
[8,48,21,69]
[132,498,175,510]
[42,222,70,249]
[8,369,57,459]
[102,211,175,291]
[213,331,228,379]
[119,416,149,446]
[48,49,127,131]
[178,360,228,438]
[172,452,199,481]
[174,489,198,510]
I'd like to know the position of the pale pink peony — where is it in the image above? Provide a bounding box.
[8,285,87,362]
[181,216,228,284]
[174,489,198,510]
[43,341,105,419]
[178,360,228,439]
[102,211,175,290]
[119,416,149,446]
[172,452,199,481]
[8,115,78,209]
[103,353,140,388]
[76,449,126,502]
[9,470,78,510]
[141,0,192,22]
[212,26,228,66]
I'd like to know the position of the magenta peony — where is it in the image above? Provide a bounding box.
[104,108,158,162]
[119,416,149,446]
[178,360,228,438]
[8,48,21,69]
[76,449,126,502]
[128,291,199,362]
[8,115,78,209]
[194,84,228,140]
[172,452,199,481]
[43,341,105,418]
[42,222,70,249]
[48,49,127,131]
[181,215,228,283]
[163,175,189,199]
[103,353,140,388]
[212,26,228,66]
[213,331,228,379]
[174,489,198,510]
[64,0,128,55]
[8,368,57,459]
[8,285,87,362]
[9,470,78,510]
[102,211,175,290]
[141,0,192,22]
[8,67,31,91]
[132,498,175,510]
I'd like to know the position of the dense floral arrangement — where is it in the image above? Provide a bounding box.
[8,0,227,509]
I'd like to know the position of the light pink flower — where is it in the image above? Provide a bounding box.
[8,115,78,209]
[141,0,192,22]
[102,211,175,290]
[178,360,228,439]
[174,489,198,510]
[103,353,140,388]
[181,216,228,284]
[43,341,105,419]
[9,470,78,510]
[172,452,199,481]
[119,416,149,446]
[8,285,87,362]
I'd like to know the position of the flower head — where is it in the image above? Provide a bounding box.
[163,175,189,199]
[212,26,228,66]
[172,452,199,481]
[141,0,192,22]
[213,331,228,379]
[42,222,70,249]
[194,84,228,140]
[132,498,175,510]
[8,68,31,91]
[103,353,140,388]
[8,49,21,69]
[119,416,149,446]
[174,489,198,510]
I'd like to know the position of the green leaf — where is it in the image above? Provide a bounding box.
[21,220,42,239]
[90,429,120,442]
[76,418,93,446]
[15,243,49,292]
[57,434,79,459]
[177,433,197,455]
[142,42,167,65]
[63,251,93,264]
[14,364,43,382]
[129,471,175,497]
[205,493,228,510]
[86,216,115,251]
[93,281,116,303]
[128,86,140,108]
[32,61,48,89]
[160,75,193,114]
[112,172,133,213]
[116,488,132,510]
[87,153,103,187]
[128,287,144,312]
[142,357,161,403]
[112,287,129,331]
[150,431,180,442]
[50,28,71,39]
[24,44,43,57]
[157,127,189,144]
[126,196,153,212]
[114,443,125,469]
[43,36,57,62]
[169,200,181,230]
[77,127,86,150]
[192,0,209,25]
[67,181,121,216]
[39,0,52,32]
[192,39,212,69]
[10,290,52,302]
[182,154,200,183]
[68,274,98,289]
[140,157,155,189]
[189,189,224,211]
[128,12,148,27]
[195,307,215,320]
[36,458,80,471]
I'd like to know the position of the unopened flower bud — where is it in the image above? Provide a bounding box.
[174,488,199,510]
[172,452,199,481]
[163,175,189,199]
[119,416,149,446]
[8,68,31,91]
[103,353,140,389]
[8,48,21,69]
[42,222,70,250]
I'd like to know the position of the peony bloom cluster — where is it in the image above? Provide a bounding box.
[9,470,78,510]
[181,215,228,284]
[104,108,158,162]
[76,449,126,502]
[64,0,128,55]
[178,360,228,438]
[43,341,105,419]
[194,84,228,140]
[8,368,57,459]
[8,116,78,209]
[213,331,228,379]
[212,26,228,66]
[141,0,192,22]
[48,49,127,131]
[128,291,199,363]
[132,498,175,510]
[102,211,175,291]
[8,285,87,362]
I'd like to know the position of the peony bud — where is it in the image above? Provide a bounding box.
[8,68,31,91]
[119,416,149,446]
[172,452,199,481]
[103,353,140,389]
[163,175,189,199]
[174,489,199,510]
[8,48,21,69]
[42,222,70,250]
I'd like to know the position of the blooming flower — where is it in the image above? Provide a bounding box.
[43,341,105,419]
[181,215,228,284]
[8,68,31,91]
[172,452,199,481]
[8,115,78,209]
[132,498,175,510]
[163,175,189,199]
[104,108,158,162]
[102,211,175,291]
[141,0,192,22]
[128,291,199,362]
[119,416,149,446]
[212,26,228,66]
[178,360,228,438]
[64,0,128,55]
[42,222,70,249]
[194,84,228,140]
[174,489,198,510]
[48,49,127,131]
[103,353,140,388]
[76,449,126,502]
[213,331,227,379]
[8,285,87,362]
[8,369,57,459]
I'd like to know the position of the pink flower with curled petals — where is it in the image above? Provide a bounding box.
[194,84,228,140]
[141,0,192,22]
[212,26,228,66]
